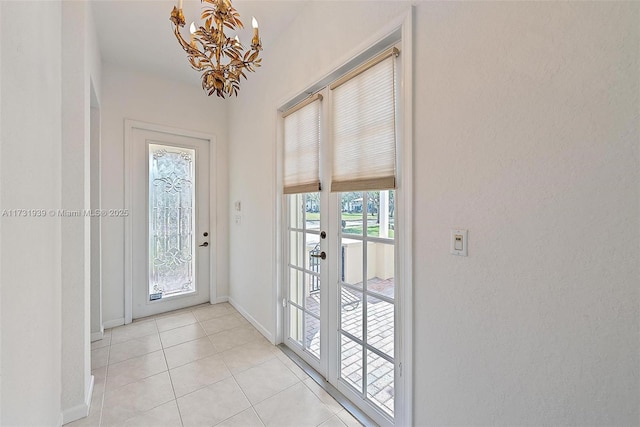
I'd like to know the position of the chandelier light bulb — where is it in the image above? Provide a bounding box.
[251,16,260,47]
[234,35,240,44]
[189,22,196,34]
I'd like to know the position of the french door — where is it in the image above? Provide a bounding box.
[284,189,396,425]
[282,45,401,425]
[130,127,211,319]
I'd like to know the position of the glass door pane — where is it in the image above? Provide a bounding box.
[148,144,196,301]
[287,192,322,360]
[338,191,395,419]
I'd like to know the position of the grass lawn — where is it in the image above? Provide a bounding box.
[306,212,377,221]
[305,212,393,237]
[344,225,394,238]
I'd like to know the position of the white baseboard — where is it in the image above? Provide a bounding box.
[62,375,94,424]
[212,296,229,304]
[90,329,104,342]
[228,297,274,343]
[103,317,125,329]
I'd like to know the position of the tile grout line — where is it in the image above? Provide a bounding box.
[223,375,259,426]
[159,314,185,427]
[249,406,267,427]
[99,337,115,427]
[96,344,110,427]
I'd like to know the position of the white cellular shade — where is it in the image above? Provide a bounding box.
[283,96,321,194]
[331,54,397,191]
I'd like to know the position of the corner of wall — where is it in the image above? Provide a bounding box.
[61,375,93,424]
[86,1,102,106]
[61,0,92,418]
[0,2,3,423]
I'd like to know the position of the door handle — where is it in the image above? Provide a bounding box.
[199,242,209,247]
[310,251,326,260]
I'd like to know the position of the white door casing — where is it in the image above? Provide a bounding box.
[124,120,217,322]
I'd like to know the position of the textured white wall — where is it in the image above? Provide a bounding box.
[100,65,230,326]
[227,1,639,425]
[414,2,639,425]
[0,1,63,424]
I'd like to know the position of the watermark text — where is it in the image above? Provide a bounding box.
[1,209,129,218]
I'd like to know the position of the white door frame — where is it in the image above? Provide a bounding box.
[124,119,217,324]
[275,8,414,426]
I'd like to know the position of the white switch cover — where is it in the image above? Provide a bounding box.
[235,215,242,225]
[450,229,468,256]
[234,201,242,212]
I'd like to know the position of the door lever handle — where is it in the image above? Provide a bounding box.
[310,251,326,260]
[199,242,209,247]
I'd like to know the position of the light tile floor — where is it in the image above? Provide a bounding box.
[68,303,362,427]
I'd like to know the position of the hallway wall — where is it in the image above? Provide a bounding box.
[0,1,63,424]
[227,1,639,425]
[412,3,638,424]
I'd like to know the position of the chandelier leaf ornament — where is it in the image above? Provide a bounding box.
[170,0,263,98]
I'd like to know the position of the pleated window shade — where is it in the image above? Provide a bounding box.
[283,95,322,194]
[330,51,397,192]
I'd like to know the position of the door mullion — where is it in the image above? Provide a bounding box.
[362,192,369,399]
[302,194,308,355]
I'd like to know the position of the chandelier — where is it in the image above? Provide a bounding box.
[170,0,263,98]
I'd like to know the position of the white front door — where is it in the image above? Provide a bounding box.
[131,128,211,318]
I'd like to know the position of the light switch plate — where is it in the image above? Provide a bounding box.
[450,229,468,256]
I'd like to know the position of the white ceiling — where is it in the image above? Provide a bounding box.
[92,0,310,86]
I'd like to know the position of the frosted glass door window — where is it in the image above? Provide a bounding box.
[149,144,196,300]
